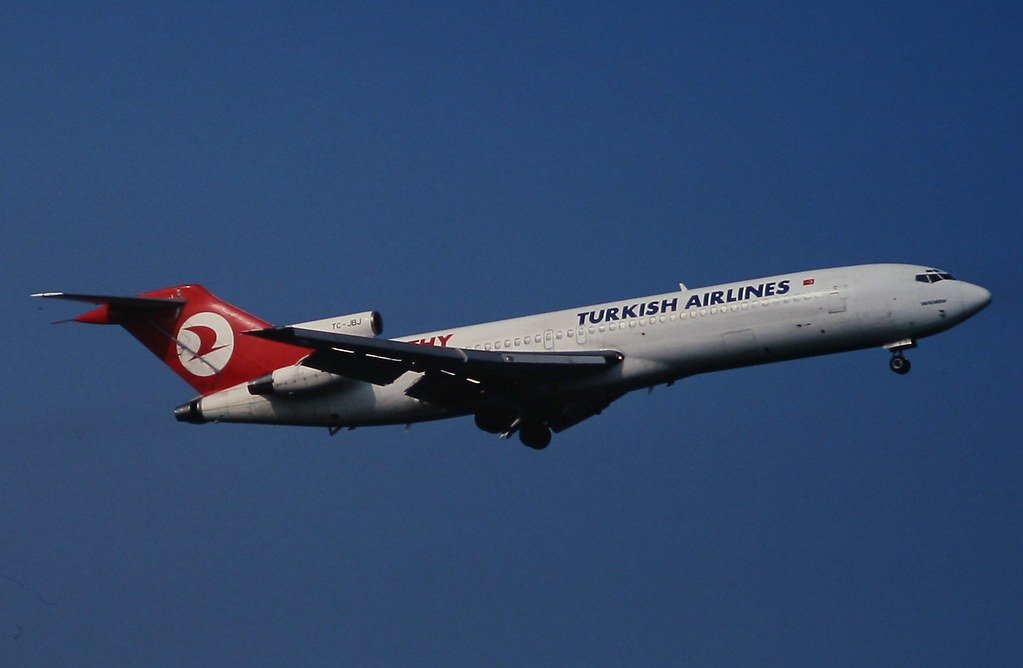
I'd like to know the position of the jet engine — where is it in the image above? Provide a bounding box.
[244,310,383,396]
[289,310,383,337]
[247,365,347,396]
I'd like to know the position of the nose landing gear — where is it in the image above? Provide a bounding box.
[889,353,911,375]
[883,338,916,375]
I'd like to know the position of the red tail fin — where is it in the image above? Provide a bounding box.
[64,285,309,395]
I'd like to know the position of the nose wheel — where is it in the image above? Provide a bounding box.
[884,338,915,375]
[889,353,911,375]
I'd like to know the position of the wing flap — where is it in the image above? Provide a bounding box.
[301,348,409,386]
[405,371,486,405]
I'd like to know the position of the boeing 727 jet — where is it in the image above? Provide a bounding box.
[34,263,990,449]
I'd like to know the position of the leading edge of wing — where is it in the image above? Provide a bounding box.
[245,326,624,386]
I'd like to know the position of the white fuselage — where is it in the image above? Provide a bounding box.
[196,263,990,428]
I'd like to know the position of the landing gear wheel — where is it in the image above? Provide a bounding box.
[519,423,552,450]
[889,354,911,375]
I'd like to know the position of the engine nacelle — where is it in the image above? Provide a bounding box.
[246,310,382,396]
[247,365,345,396]
[289,310,383,338]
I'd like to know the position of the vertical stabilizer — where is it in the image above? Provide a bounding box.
[34,286,309,395]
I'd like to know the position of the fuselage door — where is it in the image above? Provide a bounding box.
[827,285,847,314]
[544,329,555,350]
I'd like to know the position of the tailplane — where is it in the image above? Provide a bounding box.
[33,285,309,395]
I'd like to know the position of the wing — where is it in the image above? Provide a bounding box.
[246,326,624,421]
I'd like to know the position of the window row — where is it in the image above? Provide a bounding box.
[470,292,822,351]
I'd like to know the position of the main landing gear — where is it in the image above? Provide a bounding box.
[475,408,552,449]
[884,338,915,375]
[518,422,552,450]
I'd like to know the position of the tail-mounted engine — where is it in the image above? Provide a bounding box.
[247,365,345,396]
[243,311,382,396]
[287,310,383,338]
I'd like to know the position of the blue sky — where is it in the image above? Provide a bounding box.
[3,2,1021,664]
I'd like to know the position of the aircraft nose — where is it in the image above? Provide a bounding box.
[959,281,992,317]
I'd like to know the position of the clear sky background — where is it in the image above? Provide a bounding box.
[3,2,1020,665]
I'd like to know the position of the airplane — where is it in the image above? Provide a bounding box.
[33,263,990,449]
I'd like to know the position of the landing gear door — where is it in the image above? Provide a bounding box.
[723,328,759,364]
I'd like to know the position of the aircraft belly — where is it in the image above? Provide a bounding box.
[303,373,454,427]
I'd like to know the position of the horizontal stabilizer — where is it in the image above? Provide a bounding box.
[31,291,186,308]
[32,292,186,324]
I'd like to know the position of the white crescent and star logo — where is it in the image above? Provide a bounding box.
[176,312,235,377]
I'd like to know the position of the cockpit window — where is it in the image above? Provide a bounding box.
[915,269,957,284]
